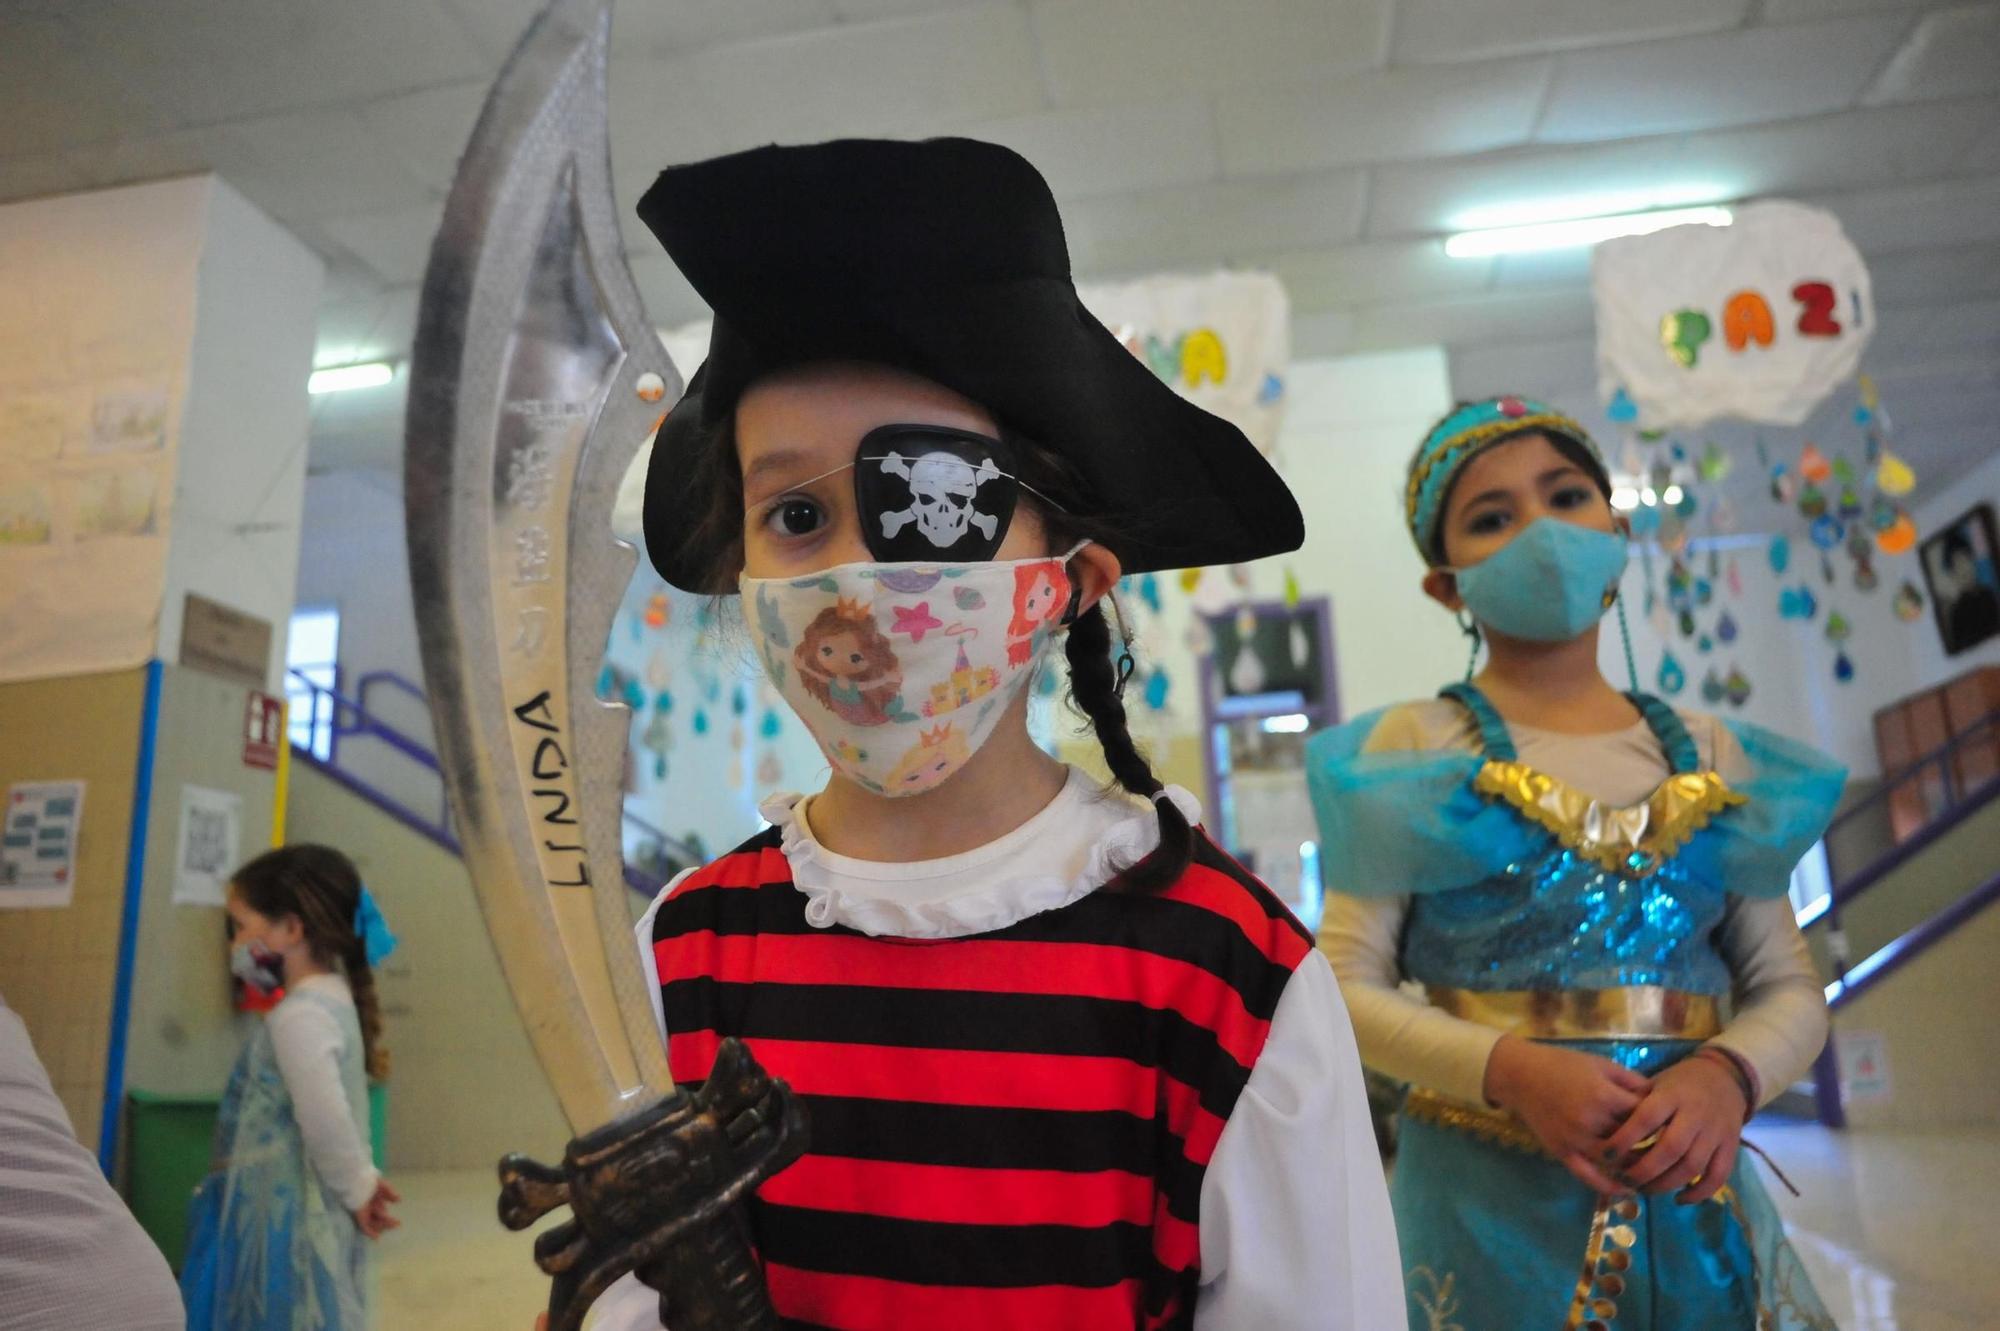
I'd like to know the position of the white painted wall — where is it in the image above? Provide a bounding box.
[155,178,323,693]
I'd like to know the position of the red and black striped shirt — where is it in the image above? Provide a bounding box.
[651,825,1313,1331]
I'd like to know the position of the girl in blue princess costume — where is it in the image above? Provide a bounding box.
[1309,396,1846,1331]
[181,844,401,1330]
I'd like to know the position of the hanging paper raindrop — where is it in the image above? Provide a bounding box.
[1799,443,1831,484]
[1768,534,1790,574]
[692,707,710,736]
[1143,668,1171,712]
[1697,634,1713,654]
[1657,651,1686,695]
[732,684,748,717]
[1892,580,1925,622]
[1834,651,1855,683]
[1878,512,1917,556]
[1809,515,1844,551]
[1825,611,1852,643]
[1798,484,1828,519]
[1283,567,1301,609]
[1677,609,1696,638]
[756,749,783,788]
[1724,666,1752,708]
[1700,667,1725,705]
[1229,643,1266,695]
[1876,453,1916,497]
[1716,611,1738,643]
[1837,485,1863,521]
[1725,558,1743,599]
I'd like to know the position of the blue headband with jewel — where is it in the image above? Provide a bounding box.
[1405,394,1608,562]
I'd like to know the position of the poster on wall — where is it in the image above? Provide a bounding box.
[1,779,85,909]
[172,784,242,907]
[1921,503,2000,657]
[0,180,203,685]
[1593,200,1873,431]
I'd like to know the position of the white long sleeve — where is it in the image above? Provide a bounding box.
[267,979,377,1213]
[1708,894,1830,1106]
[1316,890,1503,1104]
[1194,951,1406,1331]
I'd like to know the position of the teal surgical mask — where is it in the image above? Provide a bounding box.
[1449,518,1629,643]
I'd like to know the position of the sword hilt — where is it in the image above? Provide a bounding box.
[506,1039,809,1331]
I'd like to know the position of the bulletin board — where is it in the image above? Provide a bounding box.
[0,666,152,1149]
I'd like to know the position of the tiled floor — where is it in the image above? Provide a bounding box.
[374,1124,2000,1329]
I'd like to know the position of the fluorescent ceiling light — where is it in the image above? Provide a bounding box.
[308,361,395,394]
[1260,713,1311,734]
[1445,206,1733,259]
[1451,184,1730,231]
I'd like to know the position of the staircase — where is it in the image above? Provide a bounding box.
[284,668,698,898]
[1793,711,2000,1128]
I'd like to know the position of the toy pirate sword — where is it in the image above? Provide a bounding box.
[403,2,804,1327]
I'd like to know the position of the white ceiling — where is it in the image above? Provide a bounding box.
[2,0,1996,502]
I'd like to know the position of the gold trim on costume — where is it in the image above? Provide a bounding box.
[1403,1088,1544,1156]
[1424,985,1723,1042]
[1472,759,1746,876]
[1564,1195,1617,1329]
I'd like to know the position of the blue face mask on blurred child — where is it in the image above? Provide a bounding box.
[1449,517,1629,643]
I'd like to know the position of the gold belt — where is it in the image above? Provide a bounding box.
[1424,985,1722,1042]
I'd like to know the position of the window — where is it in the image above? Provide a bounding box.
[286,608,340,761]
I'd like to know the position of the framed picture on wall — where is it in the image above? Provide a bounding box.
[1920,502,2000,657]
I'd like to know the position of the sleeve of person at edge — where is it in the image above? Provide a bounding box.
[0,992,183,1330]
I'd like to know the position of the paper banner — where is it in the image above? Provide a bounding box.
[1076,270,1291,458]
[1594,200,1872,430]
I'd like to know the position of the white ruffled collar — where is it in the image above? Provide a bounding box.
[760,768,1204,940]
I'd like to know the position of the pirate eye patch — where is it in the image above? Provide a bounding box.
[853,424,1025,563]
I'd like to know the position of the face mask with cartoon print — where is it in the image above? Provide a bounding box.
[741,548,1080,796]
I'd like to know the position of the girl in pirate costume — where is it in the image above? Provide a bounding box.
[1309,396,1845,1331]
[588,138,1404,1330]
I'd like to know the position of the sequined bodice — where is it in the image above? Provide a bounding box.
[1399,685,1734,995]
[1401,843,1732,992]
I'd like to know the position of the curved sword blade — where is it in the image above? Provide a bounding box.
[405,0,679,1131]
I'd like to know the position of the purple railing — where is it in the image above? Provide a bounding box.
[284,668,695,896]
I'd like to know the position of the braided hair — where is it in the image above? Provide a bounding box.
[231,844,389,1081]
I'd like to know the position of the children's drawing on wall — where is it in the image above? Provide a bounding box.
[0,484,54,545]
[86,380,170,454]
[0,393,71,463]
[1922,502,2000,657]
[71,463,159,539]
[172,784,243,907]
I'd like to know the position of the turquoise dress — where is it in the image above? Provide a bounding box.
[1309,684,1846,1331]
[180,989,370,1330]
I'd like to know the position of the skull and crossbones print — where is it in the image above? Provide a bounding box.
[854,424,1021,563]
[877,450,1003,548]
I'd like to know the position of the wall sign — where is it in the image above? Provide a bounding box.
[1593,200,1873,430]
[180,592,272,689]
[243,690,284,770]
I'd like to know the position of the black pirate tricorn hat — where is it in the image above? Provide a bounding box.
[638,136,1304,593]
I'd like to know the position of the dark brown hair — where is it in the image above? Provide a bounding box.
[675,411,1194,893]
[231,844,389,1081]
